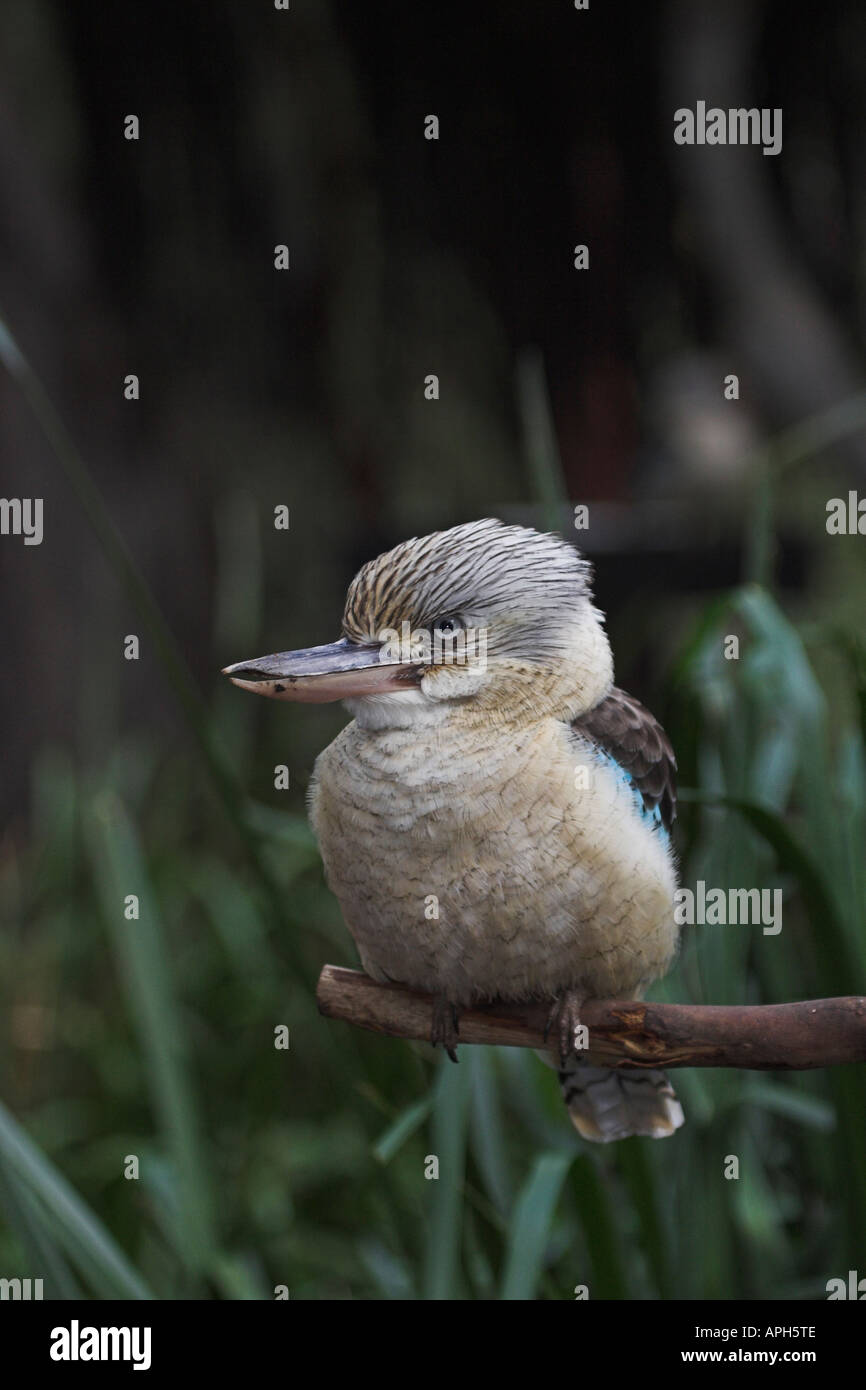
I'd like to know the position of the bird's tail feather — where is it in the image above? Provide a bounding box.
[558,1058,684,1142]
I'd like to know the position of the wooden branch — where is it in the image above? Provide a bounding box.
[316,966,866,1071]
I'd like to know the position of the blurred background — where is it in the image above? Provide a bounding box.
[1,0,866,1300]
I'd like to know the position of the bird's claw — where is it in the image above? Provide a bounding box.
[431,996,460,1062]
[545,989,588,1067]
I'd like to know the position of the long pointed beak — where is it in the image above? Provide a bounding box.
[222,637,424,703]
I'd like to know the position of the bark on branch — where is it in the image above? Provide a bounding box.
[316,965,866,1070]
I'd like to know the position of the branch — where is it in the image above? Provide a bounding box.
[316,966,866,1070]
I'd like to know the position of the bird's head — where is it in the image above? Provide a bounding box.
[223,519,613,729]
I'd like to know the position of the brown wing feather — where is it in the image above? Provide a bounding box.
[571,687,677,832]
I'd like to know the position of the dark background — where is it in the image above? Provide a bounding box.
[4,0,866,810]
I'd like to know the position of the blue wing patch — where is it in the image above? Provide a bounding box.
[588,744,670,843]
[570,687,677,838]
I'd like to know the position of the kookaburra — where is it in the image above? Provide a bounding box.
[224,520,683,1142]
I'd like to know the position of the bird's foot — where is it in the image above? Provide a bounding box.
[545,988,589,1067]
[431,995,460,1063]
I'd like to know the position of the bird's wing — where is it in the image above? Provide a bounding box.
[571,686,677,833]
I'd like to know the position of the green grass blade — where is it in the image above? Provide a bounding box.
[468,1048,513,1213]
[0,1161,83,1299]
[742,1079,835,1131]
[85,790,217,1277]
[373,1098,431,1165]
[570,1154,629,1298]
[0,1099,152,1299]
[616,1139,673,1298]
[500,1150,572,1300]
[422,1059,472,1300]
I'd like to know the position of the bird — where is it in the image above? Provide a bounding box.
[224,519,684,1142]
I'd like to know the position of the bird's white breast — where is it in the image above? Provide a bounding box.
[309,713,678,1005]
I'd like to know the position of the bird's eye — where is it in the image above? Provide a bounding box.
[433,616,461,634]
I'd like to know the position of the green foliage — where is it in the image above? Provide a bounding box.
[0,317,864,1299]
[3,564,863,1299]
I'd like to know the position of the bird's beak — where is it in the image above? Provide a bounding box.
[222,637,424,703]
